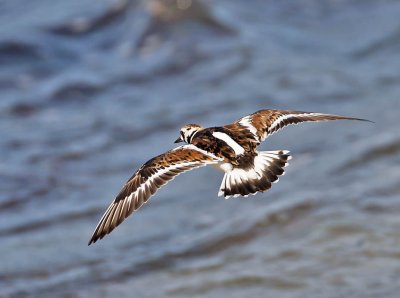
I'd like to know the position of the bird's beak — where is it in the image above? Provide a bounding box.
[174,137,183,143]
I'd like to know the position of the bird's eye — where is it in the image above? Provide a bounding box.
[180,131,184,137]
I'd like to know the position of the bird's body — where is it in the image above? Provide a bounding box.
[89,109,369,245]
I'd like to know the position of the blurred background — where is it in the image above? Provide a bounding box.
[1,0,399,297]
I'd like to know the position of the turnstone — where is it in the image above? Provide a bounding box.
[89,109,369,245]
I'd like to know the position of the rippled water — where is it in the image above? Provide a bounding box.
[1,0,400,297]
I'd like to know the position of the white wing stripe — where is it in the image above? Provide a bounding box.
[125,162,195,205]
[239,116,258,139]
[268,113,323,132]
[212,132,245,155]
[123,150,221,206]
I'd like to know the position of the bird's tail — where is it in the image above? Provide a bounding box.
[218,150,291,198]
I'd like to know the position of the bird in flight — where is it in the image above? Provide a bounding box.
[88,109,369,245]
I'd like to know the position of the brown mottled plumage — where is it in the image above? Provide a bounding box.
[89,109,370,245]
[88,145,222,244]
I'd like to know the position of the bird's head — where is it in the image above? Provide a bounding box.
[174,124,203,144]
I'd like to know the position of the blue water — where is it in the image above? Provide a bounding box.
[1,0,400,297]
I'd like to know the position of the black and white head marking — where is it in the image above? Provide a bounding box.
[178,124,203,143]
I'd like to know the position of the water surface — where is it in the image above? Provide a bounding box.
[1,0,400,297]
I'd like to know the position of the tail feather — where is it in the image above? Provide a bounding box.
[218,150,291,198]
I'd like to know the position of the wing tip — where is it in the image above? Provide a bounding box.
[88,231,103,246]
[353,117,374,124]
[332,115,374,123]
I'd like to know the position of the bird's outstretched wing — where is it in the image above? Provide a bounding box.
[88,144,222,245]
[229,109,370,143]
